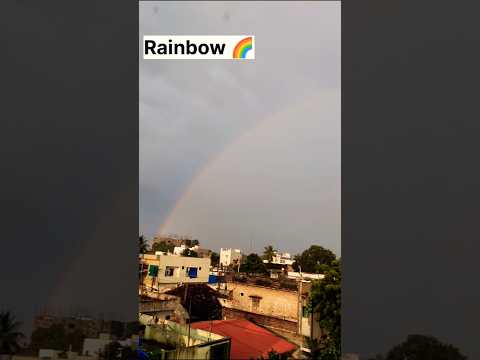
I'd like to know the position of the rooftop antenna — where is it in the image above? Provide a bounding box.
[250,231,253,253]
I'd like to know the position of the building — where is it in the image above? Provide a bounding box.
[173,244,190,256]
[32,315,126,340]
[165,283,225,322]
[287,272,325,281]
[139,293,189,324]
[82,333,114,358]
[196,247,212,258]
[192,319,297,359]
[82,333,139,359]
[271,251,295,266]
[219,248,242,267]
[216,275,322,352]
[151,235,188,247]
[139,253,211,291]
[139,320,231,360]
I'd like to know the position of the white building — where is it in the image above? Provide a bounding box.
[287,272,324,281]
[269,251,295,265]
[140,253,211,286]
[219,248,242,267]
[82,333,113,358]
[173,244,200,256]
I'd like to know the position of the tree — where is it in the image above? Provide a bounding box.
[376,334,467,360]
[182,249,198,257]
[191,239,200,246]
[101,341,122,360]
[139,235,149,254]
[29,324,84,353]
[293,245,336,273]
[307,259,341,359]
[239,253,267,274]
[210,252,220,267]
[151,242,174,253]
[263,245,276,263]
[0,311,24,356]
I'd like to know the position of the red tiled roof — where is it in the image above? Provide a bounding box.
[191,318,297,359]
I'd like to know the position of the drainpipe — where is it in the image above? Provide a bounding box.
[298,266,303,336]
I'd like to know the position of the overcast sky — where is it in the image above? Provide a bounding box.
[139,1,341,256]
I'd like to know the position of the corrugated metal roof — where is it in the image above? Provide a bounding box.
[191,318,297,359]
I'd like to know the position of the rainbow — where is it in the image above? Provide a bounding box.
[233,37,253,59]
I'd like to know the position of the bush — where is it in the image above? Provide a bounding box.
[254,278,272,287]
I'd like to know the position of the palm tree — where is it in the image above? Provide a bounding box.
[263,245,276,263]
[139,235,149,254]
[0,311,24,358]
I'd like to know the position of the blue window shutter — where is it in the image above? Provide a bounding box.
[188,267,198,278]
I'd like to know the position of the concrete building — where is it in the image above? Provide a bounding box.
[139,293,189,324]
[32,315,126,340]
[139,320,231,360]
[272,251,295,265]
[173,244,190,256]
[139,253,211,291]
[151,235,188,247]
[82,333,139,359]
[219,248,242,267]
[288,272,325,281]
[217,276,322,352]
[82,333,113,358]
[196,247,212,258]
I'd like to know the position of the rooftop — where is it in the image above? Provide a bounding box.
[191,318,297,359]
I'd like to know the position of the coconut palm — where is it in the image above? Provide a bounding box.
[263,245,276,263]
[139,234,149,254]
[0,311,24,357]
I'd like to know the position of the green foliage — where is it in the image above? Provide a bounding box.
[382,334,466,360]
[307,259,341,359]
[139,235,149,254]
[124,321,139,338]
[293,245,336,273]
[210,251,220,266]
[0,311,24,355]
[30,324,84,353]
[151,242,174,253]
[191,239,200,246]
[239,253,267,274]
[263,245,276,262]
[101,341,134,360]
[181,249,199,257]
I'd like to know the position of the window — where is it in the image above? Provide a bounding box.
[165,266,175,277]
[199,267,202,270]
[186,267,198,278]
[148,265,159,277]
[240,292,244,296]
[250,296,261,311]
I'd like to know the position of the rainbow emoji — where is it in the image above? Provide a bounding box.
[233,37,253,59]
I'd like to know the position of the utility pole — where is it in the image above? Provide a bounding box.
[187,295,192,347]
[298,265,303,336]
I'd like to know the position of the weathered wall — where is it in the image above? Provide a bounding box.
[220,282,299,321]
[222,307,298,335]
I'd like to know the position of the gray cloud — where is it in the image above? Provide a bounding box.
[140,1,340,256]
